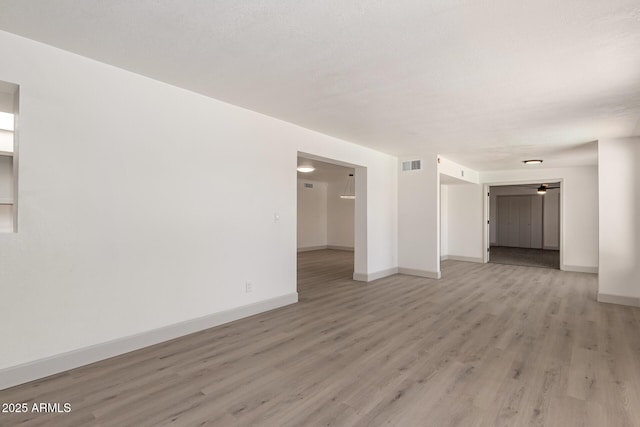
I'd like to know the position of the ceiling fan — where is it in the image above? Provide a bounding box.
[536,184,560,194]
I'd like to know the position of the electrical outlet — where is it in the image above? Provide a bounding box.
[245,282,253,293]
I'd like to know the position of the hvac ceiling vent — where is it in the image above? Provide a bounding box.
[304,183,314,188]
[402,160,422,171]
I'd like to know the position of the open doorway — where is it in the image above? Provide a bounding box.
[488,182,561,269]
[296,155,357,298]
[0,81,18,233]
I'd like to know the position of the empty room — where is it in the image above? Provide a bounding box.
[1,1,639,426]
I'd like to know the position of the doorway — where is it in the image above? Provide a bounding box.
[488,183,561,269]
[0,81,18,233]
[296,154,361,297]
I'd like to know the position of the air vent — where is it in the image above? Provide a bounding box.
[402,160,422,171]
[304,183,314,188]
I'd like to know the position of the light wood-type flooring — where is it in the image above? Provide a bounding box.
[1,250,640,426]
[490,246,560,270]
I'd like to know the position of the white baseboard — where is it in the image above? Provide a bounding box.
[353,267,398,282]
[327,245,354,252]
[597,292,640,308]
[442,255,483,263]
[398,268,441,279]
[297,245,327,252]
[0,293,298,391]
[298,245,355,253]
[561,265,598,274]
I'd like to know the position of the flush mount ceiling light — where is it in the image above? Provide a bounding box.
[340,173,356,199]
[297,166,315,173]
[523,159,543,165]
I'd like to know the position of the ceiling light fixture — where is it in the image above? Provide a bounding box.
[340,173,356,199]
[537,184,547,195]
[297,166,315,173]
[523,159,543,165]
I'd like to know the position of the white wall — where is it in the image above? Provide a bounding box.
[0,91,12,113]
[327,180,354,249]
[0,130,13,153]
[398,153,440,278]
[297,177,354,251]
[0,155,12,232]
[543,190,560,249]
[598,137,640,304]
[443,183,484,261]
[488,185,560,249]
[0,30,398,377]
[0,155,12,202]
[439,156,479,184]
[297,180,327,249]
[440,185,448,257]
[481,166,599,271]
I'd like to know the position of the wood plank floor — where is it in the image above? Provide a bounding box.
[2,250,640,426]
[489,246,560,270]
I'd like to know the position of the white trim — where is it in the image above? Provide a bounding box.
[483,179,564,267]
[561,264,598,274]
[297,245,327,252]
[297,245,355,253]
[442,255,484,263]
[483,183,490,263]
[597,293,640,307]
[353,267,398,282]
[398,268,442,279]
[326,245,354,252]
[0,293,298,391]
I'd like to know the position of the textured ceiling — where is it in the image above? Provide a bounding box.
[1,0,639,170]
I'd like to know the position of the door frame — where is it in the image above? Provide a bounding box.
[483,179,564,269]
[297,151,368,281]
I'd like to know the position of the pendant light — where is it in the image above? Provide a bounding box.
[340,173,356,199]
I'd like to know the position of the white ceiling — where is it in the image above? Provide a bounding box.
[1,0,639,170]
[298,157,354,184]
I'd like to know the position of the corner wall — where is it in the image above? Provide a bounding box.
[327,180,355,249]
[398,153,440,278]
[296,178,355,251]
[0,30,398,387]
[440,185,448,258]
[597,137,640,306]
[444,183,484,262]
[297,180,328,250]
